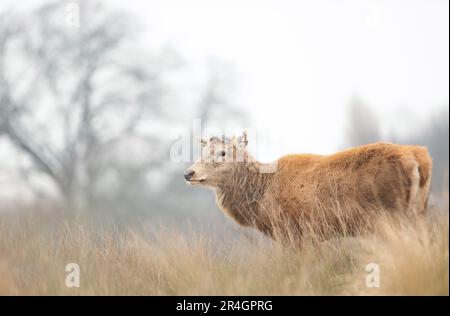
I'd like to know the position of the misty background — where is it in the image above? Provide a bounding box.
[0,0,448,230]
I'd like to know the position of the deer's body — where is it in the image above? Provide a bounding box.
[186,139,432,239]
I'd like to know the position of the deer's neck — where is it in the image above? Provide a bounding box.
[215,162,274,234]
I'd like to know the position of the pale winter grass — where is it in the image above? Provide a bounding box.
[0,208,448,295]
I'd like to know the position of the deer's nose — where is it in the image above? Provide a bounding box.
[184,170,195,181]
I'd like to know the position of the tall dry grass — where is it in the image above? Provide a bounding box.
[0,207,448,295]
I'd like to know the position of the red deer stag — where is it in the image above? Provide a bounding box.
[184,132,432,240]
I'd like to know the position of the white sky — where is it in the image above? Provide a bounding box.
[1,0,449,161]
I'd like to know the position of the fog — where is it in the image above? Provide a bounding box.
[0,0,448,226]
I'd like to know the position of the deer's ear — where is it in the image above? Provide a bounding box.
[197,137,207,146]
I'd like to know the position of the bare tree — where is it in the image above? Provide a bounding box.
[0,2,173,211]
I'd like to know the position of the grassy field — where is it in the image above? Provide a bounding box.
[0,208,448,295]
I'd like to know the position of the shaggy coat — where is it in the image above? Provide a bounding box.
[213,142,432,238]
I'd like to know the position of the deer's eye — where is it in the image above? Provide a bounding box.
[220,150,226,157]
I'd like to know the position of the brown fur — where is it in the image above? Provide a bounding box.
[186,140,432,240]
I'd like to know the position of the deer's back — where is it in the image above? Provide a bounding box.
[273,142,432,218]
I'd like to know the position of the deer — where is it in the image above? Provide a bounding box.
[184,131,432,240]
